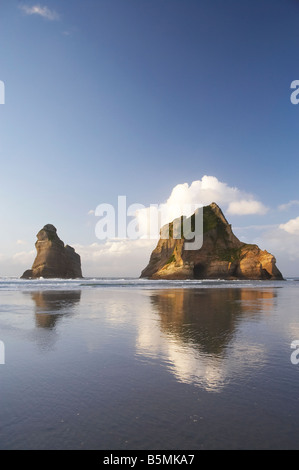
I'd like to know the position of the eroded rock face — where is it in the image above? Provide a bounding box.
[140,203,283,281]
[21,224,83,279]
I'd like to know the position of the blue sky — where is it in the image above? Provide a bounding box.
[1,0,299,277]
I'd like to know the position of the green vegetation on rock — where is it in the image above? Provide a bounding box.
[166,253,176,264]
[202,205,227,236]
[217,247,243,262]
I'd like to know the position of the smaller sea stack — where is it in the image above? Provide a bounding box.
[21,224,83,279]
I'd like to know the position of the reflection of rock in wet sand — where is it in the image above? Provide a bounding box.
[150,288,276,356]
[239,289,276,313]
[31,290,81,329]
[140,288,278,390]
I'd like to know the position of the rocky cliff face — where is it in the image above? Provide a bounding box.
[140,203,283,280]
[21,224,83,279]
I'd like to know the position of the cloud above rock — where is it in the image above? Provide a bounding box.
[165,176,268,216]
[135,176,268,238]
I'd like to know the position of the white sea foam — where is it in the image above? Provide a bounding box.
[0,276,290,291]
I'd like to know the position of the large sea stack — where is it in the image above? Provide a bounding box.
[21,224,83,279]
[140,202,283,281]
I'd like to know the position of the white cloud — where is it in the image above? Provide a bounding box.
[278,200,299,211]
[163,176,268,216]
[16,239,27,245]
[166,177,237,209]
[135,176,268,237]
[279,217,299,235]
[12,250,35,265]
[20,4,60,21]
[227,199,268,216]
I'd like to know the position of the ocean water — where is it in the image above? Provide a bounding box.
[0,277,299,450]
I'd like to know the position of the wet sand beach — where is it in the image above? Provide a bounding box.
[0,278,299,449]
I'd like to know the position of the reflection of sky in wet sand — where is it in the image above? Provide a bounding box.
[18,286,279,391]
[2,282,298,449]
[136,288,277,391]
